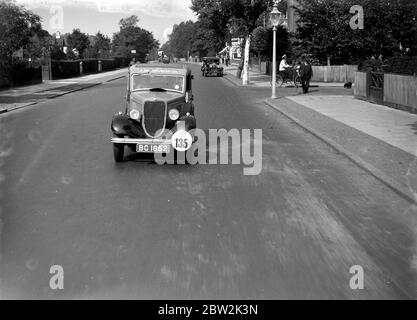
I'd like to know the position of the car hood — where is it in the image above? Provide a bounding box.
[130,91,184,104]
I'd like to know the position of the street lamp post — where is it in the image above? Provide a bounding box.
[270,1,283,99]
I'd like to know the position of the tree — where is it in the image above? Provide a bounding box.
[94,32,111,58]
[119,15,139,29]
[167,21,195,59]
[0,0,42,59]
[294,0,417,65]
[112,15,159,62]
[191,0,274,85]
[161,20,224,60]
[191,0,232,51]
[251,25,289,61]
[26,27,52,60]
[83,32,111,59]
[191,22,223,58]
[67,28,90,59]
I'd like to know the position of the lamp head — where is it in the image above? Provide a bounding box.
[270,1,282,27]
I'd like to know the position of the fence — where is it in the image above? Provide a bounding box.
[262,62,357,83]
[312,65,358,83]
[354,72,367,98]
[51,58,130,80]
[354,71,417,113]
[384,73,417,111]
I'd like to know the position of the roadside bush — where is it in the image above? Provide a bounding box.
[8,60,41,86]
[52,60,80,79]
[0,60,10,88]
[0,60,42,88]
[101,59,117,71]
[358,59,384,72]
[359,56,417,75]
[113,56,130,68]
[81,59,99,74]
[383,56,417,75]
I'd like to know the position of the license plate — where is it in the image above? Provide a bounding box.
[136,144,170,153]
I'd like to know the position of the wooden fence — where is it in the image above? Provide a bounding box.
[260,62,357,83]
[354,71,417,113]
[384,73,417,111]
[312,65,358,83]
[354,72,367,98]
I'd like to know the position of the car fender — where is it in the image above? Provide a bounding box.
[111,113,142,137]
[182,101,195,115]
[177,114,196,132]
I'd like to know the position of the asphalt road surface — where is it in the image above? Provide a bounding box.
[1,64,416,299]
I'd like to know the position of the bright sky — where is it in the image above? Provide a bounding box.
[16,0,197,45]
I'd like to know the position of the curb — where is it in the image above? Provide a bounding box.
[264,99,417,205]
[105,75,126,83]
[47,83,102,100]
[1,74,126,114]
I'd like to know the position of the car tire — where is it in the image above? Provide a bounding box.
[113,144,124,163]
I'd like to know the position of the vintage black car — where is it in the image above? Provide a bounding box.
[201,57,224,77]
[111,64,196,163]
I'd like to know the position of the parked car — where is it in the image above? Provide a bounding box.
[201,57,224,77]
[111,64,196,163]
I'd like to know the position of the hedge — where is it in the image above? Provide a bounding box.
[52,60,80,79]
[0,60,41,88]
[51,57,130,79]
[359,56,417,75]
[101,59,117,71]
[113,56,130,68]
[383,56,417,76]
[1,57,131,87]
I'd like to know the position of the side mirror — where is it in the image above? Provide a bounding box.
[191,75,194,80]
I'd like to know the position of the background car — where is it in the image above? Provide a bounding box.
[201,57,224,77]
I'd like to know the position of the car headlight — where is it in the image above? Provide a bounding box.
[169,109,180,121]
[129,109,141,120]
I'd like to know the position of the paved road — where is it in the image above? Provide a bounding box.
[1,64,416,299]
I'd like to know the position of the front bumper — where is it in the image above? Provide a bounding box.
[111,137,172,145]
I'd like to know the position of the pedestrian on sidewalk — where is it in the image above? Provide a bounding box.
[300,56,313,94]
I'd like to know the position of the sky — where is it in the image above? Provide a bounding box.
[16,0,197,45]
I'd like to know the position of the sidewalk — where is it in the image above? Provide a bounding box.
[285,95,417,156]
[223,65,345,88]
[0,68,127,113]
[264,96,417,204]
[221,62,417,202]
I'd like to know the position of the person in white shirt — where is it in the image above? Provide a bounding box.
[279,54,290,82]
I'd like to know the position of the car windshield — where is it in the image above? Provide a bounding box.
[132,74,184,92]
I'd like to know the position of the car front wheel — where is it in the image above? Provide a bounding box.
[113,144,124,162]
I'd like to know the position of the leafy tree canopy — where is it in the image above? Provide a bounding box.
[0,0,44,58]
[295,0,417,64]
[66,28,90,58]
[112,15,159,62]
